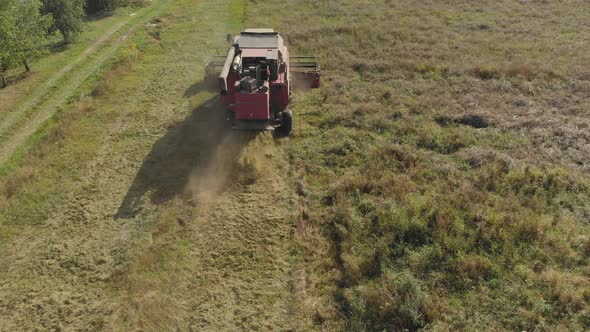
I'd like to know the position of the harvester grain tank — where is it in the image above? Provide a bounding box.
[206,29,320,134]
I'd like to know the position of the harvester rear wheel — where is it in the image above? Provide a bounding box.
[280,110,292,135]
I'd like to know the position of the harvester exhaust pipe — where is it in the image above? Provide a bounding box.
[218,47,236,95]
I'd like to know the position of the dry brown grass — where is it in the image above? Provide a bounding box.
[246,0,590,330]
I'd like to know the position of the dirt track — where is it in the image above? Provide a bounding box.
[0,0,299,330]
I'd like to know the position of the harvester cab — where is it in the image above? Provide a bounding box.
[205,29,320,135]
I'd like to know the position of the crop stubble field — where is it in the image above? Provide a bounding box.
[0,0,590,331]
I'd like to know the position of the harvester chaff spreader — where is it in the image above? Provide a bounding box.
[206,29,320,134]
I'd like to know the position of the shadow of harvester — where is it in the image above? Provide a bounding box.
[115,96,255,219]
[183,78,218,98]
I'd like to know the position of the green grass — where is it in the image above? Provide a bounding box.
[0,6,137,115]
[0,0,170,177]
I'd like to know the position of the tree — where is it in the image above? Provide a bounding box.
[103,0,124,12]
[0,0,17,87]
[85,0,125,15]
[42,0,85,43]
[0,0,53,87]
[13,0,54,72]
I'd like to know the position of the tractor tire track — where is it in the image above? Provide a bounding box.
[0,0,169,167]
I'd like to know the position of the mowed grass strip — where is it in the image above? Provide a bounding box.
[246,0,590,330]
[110,0,303,329]
[0,0,299,330]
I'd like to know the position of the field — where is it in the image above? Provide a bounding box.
[1,0,589,331]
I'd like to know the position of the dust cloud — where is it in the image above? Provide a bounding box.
[185,132,275,207]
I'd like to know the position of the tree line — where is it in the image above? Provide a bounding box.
[0,0,127,87]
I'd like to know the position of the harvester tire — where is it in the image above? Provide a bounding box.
[280,110,292,135]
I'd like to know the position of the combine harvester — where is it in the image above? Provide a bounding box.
[206,29,320,135]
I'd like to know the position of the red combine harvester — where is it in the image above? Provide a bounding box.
[206,29,320,134]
